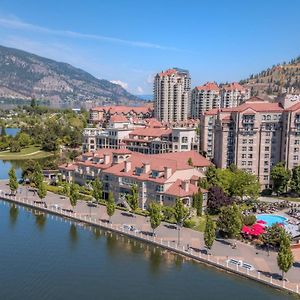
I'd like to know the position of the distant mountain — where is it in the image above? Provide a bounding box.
[240,55,300,100]
[136,94,153,101]
[0,45,143,107]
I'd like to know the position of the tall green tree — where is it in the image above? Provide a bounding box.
[92,178,103,203]
[148,202,162,236]
[174,198,189,245]
[37,181,47,202]
[106,192,116,223]
[204,215,216,251]
[32,164,43,190]
[217,203,242,238]
[277,231,294,281]
[128,184,139,211]
[290,166,300,195]
[1,124,6,136]
[8,167,18,195]
[17,132,31,148]
[69,183,79,211]
[193,191,203,216]
[270,162,291,195]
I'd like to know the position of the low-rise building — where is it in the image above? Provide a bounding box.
[59,149,210,209]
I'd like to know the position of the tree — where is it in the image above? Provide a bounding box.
[207,186,233,214]
[41,132,59,152]
[10,139,21,152]
[262,224,285,248]
[1,124,6,136]
[17,132,31,148]
[106,192,115,223]
[32,164,43,190]
[92,179,103,203]
[204,215,216,251]
[174,198,189,245]
[187,157,193,166]
[63,182,70,199]
[69,183,79,211]
[277,231,294,281]
[37,181,47,202]
[193,191,203,216]
[30,98,36,108]
[217,203,242,238]
[290,166,300,195]
[206,166,218,187]
[8,167,18,195]
[148,202,162,236]
[127,184,139,211]
[271,162,291,195]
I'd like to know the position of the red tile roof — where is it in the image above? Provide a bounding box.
[110,115,129,123]
[59,163,77,171]
[159,69,177,77]
[196,82,220,91]
[165,179,198,197]
[223,82,247,91]
[129,127,172,138]
[91,105,152,114]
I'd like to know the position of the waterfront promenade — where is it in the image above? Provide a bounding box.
[0,180,299,296]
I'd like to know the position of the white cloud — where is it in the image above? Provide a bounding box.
[136,86,144,94]
[110,80,128,90]
[146,73,155,84]
[0,15,179,51]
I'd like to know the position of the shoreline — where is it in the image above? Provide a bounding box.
[1,192,299,298]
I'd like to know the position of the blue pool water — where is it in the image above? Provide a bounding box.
[256,214,287,227]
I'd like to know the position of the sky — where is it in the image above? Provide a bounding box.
[0,0,299,95]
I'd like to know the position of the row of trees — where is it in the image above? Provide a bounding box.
[270,162,300,196]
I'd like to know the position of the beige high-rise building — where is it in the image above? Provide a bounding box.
[154,68,191,122]
[190,82,220,119]
[221,82,250,108]
[200,95,300,189]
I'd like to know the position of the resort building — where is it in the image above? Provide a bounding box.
[89,105,153,125]
[59,149,211,209]
[200,94,300,189]
[220,82,250,108]
[154,68,191,122]
[190,82,221,119]
[83,116,199,154]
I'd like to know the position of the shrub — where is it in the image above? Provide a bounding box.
[242,214,257,226]
[183,219,196,228]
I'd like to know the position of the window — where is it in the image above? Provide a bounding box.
[242,146,247,151]
[265,139,270,144]
[249,139,254,144]
[264,153,269,158]
[264,175,269,181]
[294,155,299,161]
[265,147,270,151]
[295,140,300,145]
[249,146,253,151]
[242,161,246,166]
[264,168,268,173]
[264,161,269,166]
[248,154,253,158]
[242,139,247,144]
[266,132,271,136]
[294,148,299,153]
[242,154,246,158]
[181,137,188,143]
[248,161,252,166]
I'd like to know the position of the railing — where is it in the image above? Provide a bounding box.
[1,191,299,296]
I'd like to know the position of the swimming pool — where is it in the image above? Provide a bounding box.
[256,214,288,227]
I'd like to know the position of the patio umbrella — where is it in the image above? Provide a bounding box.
[242,225,251,234]
[251,224,266,235]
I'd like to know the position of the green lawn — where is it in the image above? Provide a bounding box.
[0,145,53,160]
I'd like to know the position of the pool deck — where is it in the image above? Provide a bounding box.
[0,180,300,296]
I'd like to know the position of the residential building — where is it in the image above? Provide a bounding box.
[59,149,211,209]
[154,68,191,122]
[200,94,300,189]
[190,82,220,118]
[220,82,250,108]
[89,105,153,125]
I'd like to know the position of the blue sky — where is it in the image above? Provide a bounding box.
[0,0,299,95]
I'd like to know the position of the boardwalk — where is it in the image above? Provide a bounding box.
[0,179,299,296]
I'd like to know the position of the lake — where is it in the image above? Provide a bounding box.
[0,160,295,300]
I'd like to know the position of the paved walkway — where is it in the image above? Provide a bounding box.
[1,180,300,286]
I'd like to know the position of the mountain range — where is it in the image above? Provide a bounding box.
[241,55,300,100]
[0,45,142,108]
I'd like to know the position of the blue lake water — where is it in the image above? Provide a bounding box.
[0,156,295,299]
